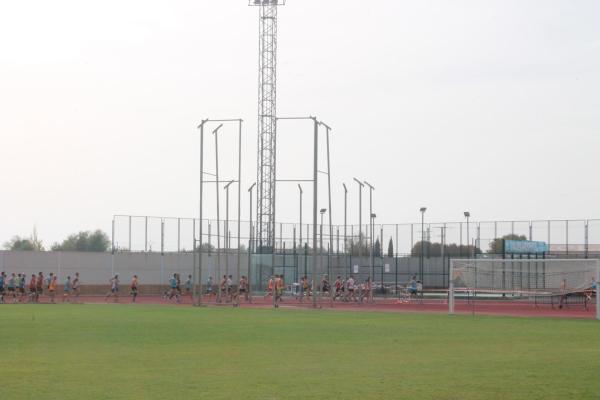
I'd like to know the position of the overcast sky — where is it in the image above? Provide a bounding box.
[1,0,599,248]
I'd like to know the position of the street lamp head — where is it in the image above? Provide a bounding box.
[464,211,470,218]
[248,182,256,192]
[212,124,224,135]
[364,181,375,190]
[420,207,427,213]
[370,213,376,219]
[298,184,303,193]
[318,121,332,131]
[224,180,235,190]
[353,177,364,187]
[196,118,209,129]
[320,208,327,214]
[342,183,347,192]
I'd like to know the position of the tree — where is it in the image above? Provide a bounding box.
[373,238,381,257]
[345,238,371,257]
[387,237,394,258]
[195,242,216,253]
[488,234,527,254]
[52,230,110,252]
[3,228,45,251]
[411,241,481,257]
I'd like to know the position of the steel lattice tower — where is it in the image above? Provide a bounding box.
[251,0,284,252]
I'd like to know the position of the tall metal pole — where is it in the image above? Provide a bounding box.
[224,180,234,279]
[596,260,599,321]
[237,119,243,286]
[312,118,319,309]
[353,178,364,257]
[248,183,256,299]
[465,212,470,258]
[298,184,303,247]
[343,183,348,253]
[324,124,333,264]
[177,218,181,253]
[196,119,207,306]
[320,210,325,292]
[213,124,223,303]
[364,181,375,298]
[252,1,283,252]
[128,216,132,251]
[420,207,427,282]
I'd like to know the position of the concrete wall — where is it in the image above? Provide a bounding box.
[0,251,250,286]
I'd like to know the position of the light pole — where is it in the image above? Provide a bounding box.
[224,180,235,278]
[420,207,427,283]
[320,208,327,288]
[353,178,364,256]
[464,211,471,258]
[195,118,208,306]
[213,123,224,303]
[248,182,256,300]
[196,118,243,306]
[370,212,376,301]
[342,183,348,253]
[298,184,303,248]
[364,181,375,276]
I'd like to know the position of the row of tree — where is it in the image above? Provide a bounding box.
[3,230,110,252]
[3,230,528,256]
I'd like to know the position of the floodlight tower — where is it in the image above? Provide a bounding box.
[250,0,285,252]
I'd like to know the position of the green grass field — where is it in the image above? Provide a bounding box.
[1,305,599,400]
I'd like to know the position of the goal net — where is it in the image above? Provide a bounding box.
[449,258,599,320]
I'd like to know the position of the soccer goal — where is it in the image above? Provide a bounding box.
[448,258,599,320]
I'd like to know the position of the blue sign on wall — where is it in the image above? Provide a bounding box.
[504,240,548,254]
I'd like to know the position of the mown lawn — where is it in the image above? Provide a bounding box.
[1,304,599,399]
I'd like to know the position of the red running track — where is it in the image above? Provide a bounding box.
[11,293,596,319]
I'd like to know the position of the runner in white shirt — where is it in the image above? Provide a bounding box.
[346,275,356,302]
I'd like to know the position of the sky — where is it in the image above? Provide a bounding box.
[1,0,599,249]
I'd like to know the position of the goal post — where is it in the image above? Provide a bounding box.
[448,258,599,320]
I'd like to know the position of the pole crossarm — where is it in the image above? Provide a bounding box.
[202,180,240,184]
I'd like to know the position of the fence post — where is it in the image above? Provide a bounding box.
[596,260,599,321]
[448,259,455,315]
[585,221,589,259]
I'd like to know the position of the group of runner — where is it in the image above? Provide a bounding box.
[0,271,81,304]
[164,273,193,303]
[213,275,250,307]
[104,273,194,303]
[290,274,374,303]
[1,270,427,306]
